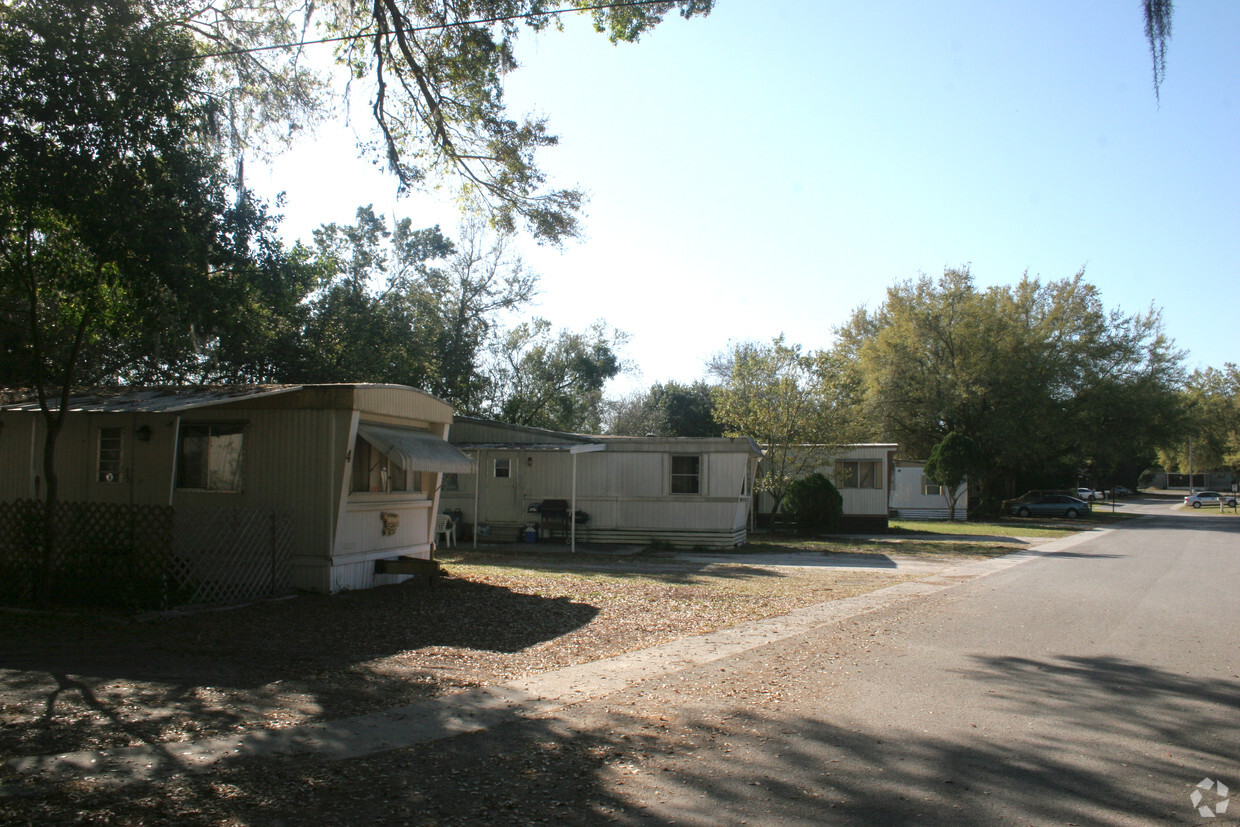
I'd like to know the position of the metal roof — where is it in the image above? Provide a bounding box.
[448,442,594,452]
[0,385,307,413]
[0,384,453,414]
[356,423,475,473]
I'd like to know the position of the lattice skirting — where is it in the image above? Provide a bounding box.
[0,500,292,609]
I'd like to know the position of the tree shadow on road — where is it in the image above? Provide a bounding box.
[7,651,1235,825]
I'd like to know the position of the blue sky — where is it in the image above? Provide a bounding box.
[256,1,1239,395]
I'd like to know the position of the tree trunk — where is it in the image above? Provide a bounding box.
[35,413,64,607]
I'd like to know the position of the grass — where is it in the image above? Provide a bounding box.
[888,519,1073,538]
[890,511,1140,536]
[745,537,1018,559]
[1177,505,1240,517]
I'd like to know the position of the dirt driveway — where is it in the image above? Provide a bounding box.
[1,537,1021,823]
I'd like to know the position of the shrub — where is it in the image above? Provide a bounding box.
[783,473,843,534]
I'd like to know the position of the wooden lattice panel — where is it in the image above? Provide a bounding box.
[172,507,293,606]
[0,500,292,609]
[0,499,173,607]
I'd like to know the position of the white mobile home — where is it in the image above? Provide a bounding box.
[890,460,968,521]
[0,384,472,596]
[441,418,764,548]
[754,444,899,532]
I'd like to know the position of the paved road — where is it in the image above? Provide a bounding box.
[575,503,1240,825]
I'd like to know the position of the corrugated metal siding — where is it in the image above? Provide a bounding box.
[890,464,967,514]
[336,499,433,558]
[838,487,888,516]
[0,414,35,501]
[450,419,581,444]
[893,507,965,521]
[352,385,452,424]
[0,412,181,505]
[173,408,338,561]
[204,384,451,426]
[577,526,746,549]
[580,452,662,497]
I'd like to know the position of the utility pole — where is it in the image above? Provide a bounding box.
[1188,437,1194,492]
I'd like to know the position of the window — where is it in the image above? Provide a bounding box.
[920,475,942,497]
[177,424,245,492]
[494,458,511,478]
[835,459,881,490]
[98,427,123,483]
[442,472,459,492]
[670,454,701,494]
[351,435,422,494]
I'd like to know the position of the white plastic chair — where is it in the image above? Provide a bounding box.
[435,513,456,549]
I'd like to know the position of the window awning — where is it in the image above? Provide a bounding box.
[357,424,475,474]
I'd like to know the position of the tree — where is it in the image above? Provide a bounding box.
[0,0,244,603]
[484,319,627,432]
[259,206,537,405]
[710,336,850,517]
[606,380,721,437]
[151,0,714,244]
[178,197,325,384]
[420,219,539,409]
[836,267,1186,509]
[1157,364,1240,478]
[1144,0,1174,102]
[782,473,843,534]
[924,432,983,522]
[295,205,446,387]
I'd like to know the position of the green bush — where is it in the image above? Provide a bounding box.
[783,473,843,534]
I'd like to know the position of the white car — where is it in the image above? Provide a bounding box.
[1184,491,1238,509]
[1076,487,1104,502]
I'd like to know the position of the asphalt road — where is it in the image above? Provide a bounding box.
[545,503,1240,825]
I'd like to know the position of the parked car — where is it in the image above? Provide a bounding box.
[1010,494,1092,518]
[1183,491,1238,509]
[1076,487,1104,502]
[1107,485,1133,498]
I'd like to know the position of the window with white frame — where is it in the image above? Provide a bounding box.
[920,475,942,496]
[176,424,245,492]
[835,459,881,490]
[494,458,511,478]
[98,427,123,483]
[670,454,701,494]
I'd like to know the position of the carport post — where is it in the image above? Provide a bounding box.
[472,450,481,550]
[569,444,605,553]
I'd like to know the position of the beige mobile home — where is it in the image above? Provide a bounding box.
[754,444,899,531]
[441,418,764,548]
[890,460,968,521]
[0,384,471,598]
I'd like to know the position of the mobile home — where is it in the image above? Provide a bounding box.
[0,384,472,596]
[753,444,899,532]
[890,460,968,521]
[441,418,764,548]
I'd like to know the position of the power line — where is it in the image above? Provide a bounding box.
[170,0,686,65]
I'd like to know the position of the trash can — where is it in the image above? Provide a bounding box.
[523,522,539,543]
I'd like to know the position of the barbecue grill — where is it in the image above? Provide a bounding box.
[526,499,589,540]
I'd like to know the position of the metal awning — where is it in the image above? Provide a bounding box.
[357,424,475,474]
